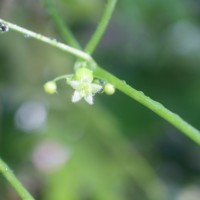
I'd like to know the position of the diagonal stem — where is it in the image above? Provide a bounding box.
[0,158,34,200]
[43,0,81,49]
[85,0,118,54]
[0,19,90,61]
[93,67,200,145]
[2,17,200,145]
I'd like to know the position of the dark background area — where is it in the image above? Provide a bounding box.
[1,0,200,199]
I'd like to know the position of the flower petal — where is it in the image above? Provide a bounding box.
[72,91,82,103]
[84,95,93,105]
[70,81,80,90]
[91,83,102,94]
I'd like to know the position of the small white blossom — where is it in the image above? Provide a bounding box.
[70,80,102,105]
[67,67,103,105]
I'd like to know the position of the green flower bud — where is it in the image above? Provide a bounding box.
[104,83,115,95]
[74,68,93,83]
[44,81,57,94]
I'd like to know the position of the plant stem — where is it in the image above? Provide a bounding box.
[93,66,200,145]
[43,0,81,49]
[85,0,118,54]
[0,158,34,200]
[0,18,90,61]
[53,74,73,82]
[1,18,200,145]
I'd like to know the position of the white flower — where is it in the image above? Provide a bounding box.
[70,80,102,105]
[67,67,102,105]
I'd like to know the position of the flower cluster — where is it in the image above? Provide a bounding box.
[68,68,102,105]
[44,67,115,105]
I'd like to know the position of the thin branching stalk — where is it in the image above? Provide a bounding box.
[43,0,81,49]
[42,0,118,55]
[1,11,200,145]
[1,16,200,145]
[0,158,34,200]
[93,67,200,145]
[0,19,90,61]
[85,0,118,54]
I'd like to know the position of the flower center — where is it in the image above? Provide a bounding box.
[77,82,92,97]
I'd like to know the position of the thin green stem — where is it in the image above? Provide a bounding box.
[2,15,200,146]
[93,66,200,145]
[85,0,118,54]
[43,0,81,49]
[53,74,73,82]
[0,158,34,200]
[0,19,90,61]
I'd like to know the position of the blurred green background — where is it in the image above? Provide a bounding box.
[1,0,200,199]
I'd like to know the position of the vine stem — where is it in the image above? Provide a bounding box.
[53,74,73,82]
[0,18,91,61]
[42,0,81,49]
[43,0,118,55]
[94,67,200,145]
[1,18,200,145]
[85,0,118,54]
[0,158,34,200]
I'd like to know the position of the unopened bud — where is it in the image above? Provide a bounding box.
[44,81,57,94]
[104,83,115,95]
